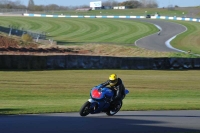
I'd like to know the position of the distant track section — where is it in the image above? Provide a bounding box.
[134,19,187,52]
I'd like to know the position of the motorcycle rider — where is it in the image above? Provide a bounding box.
[100,74,126,106]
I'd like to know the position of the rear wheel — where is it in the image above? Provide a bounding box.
[106,100,122,116]
[79,101,90,116]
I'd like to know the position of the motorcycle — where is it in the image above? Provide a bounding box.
[79,85,129,116]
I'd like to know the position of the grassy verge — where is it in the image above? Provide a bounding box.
[170,20,200,55]
[0,70,200,115]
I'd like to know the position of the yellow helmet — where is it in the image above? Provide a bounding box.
[109,74,118,86]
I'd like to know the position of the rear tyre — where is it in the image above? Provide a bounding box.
[79,101,90,116]
[106,100,122,116]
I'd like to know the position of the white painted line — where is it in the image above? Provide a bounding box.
[165,36,186,53]
[165,22,187,53]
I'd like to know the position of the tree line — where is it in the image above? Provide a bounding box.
[0,0,158,11]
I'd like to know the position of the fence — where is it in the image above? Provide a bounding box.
[0,26,48,44]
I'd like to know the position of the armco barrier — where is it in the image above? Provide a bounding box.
[0,55,200,70]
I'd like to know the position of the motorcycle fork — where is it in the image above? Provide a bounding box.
[88,99,98,111]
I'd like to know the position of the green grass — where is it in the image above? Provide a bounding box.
[51,8,189,17]
[0,17,157,45]
[0,70,200,115]
[0,9,200,56]
[170,21,200,54]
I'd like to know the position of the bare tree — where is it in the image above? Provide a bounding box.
[168,5,175,10]
[46,4,59,11]
[146,0,158,8]
[139,0,158,8]
[28,0,35,11]
[34,5,45,11]
[0,0,25,9]
[119,0,142,8]
[140,0,147,7]
[102,0,119,6]
[0,0,9,5]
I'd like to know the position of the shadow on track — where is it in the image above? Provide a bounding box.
[0,114,199,133]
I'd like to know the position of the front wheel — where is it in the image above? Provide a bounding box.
[79,101,91,116]
[106,100,122,116]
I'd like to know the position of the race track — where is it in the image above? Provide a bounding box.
[0,110,200,133]
[134,19,186,52]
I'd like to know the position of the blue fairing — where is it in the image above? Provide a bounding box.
[125,89,129,94]
[90,85,114,100]
[90,85,129,100]
[89,85,113,113]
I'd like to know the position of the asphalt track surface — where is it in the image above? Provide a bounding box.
[134,19,187,52]
[1,110,200,133]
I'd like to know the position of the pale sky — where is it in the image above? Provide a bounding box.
[21,0,199,8]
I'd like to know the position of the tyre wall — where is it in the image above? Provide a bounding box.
[23,14,200,23]
[0,55,200,70]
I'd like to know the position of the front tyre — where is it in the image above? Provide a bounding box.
[79,101,91,116]
[106,100,122,116]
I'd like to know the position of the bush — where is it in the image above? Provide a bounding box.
[21,34,33,42]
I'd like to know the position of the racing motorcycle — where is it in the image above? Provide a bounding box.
[79,85,129,116]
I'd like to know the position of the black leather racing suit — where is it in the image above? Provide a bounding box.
[100,78,125,101]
